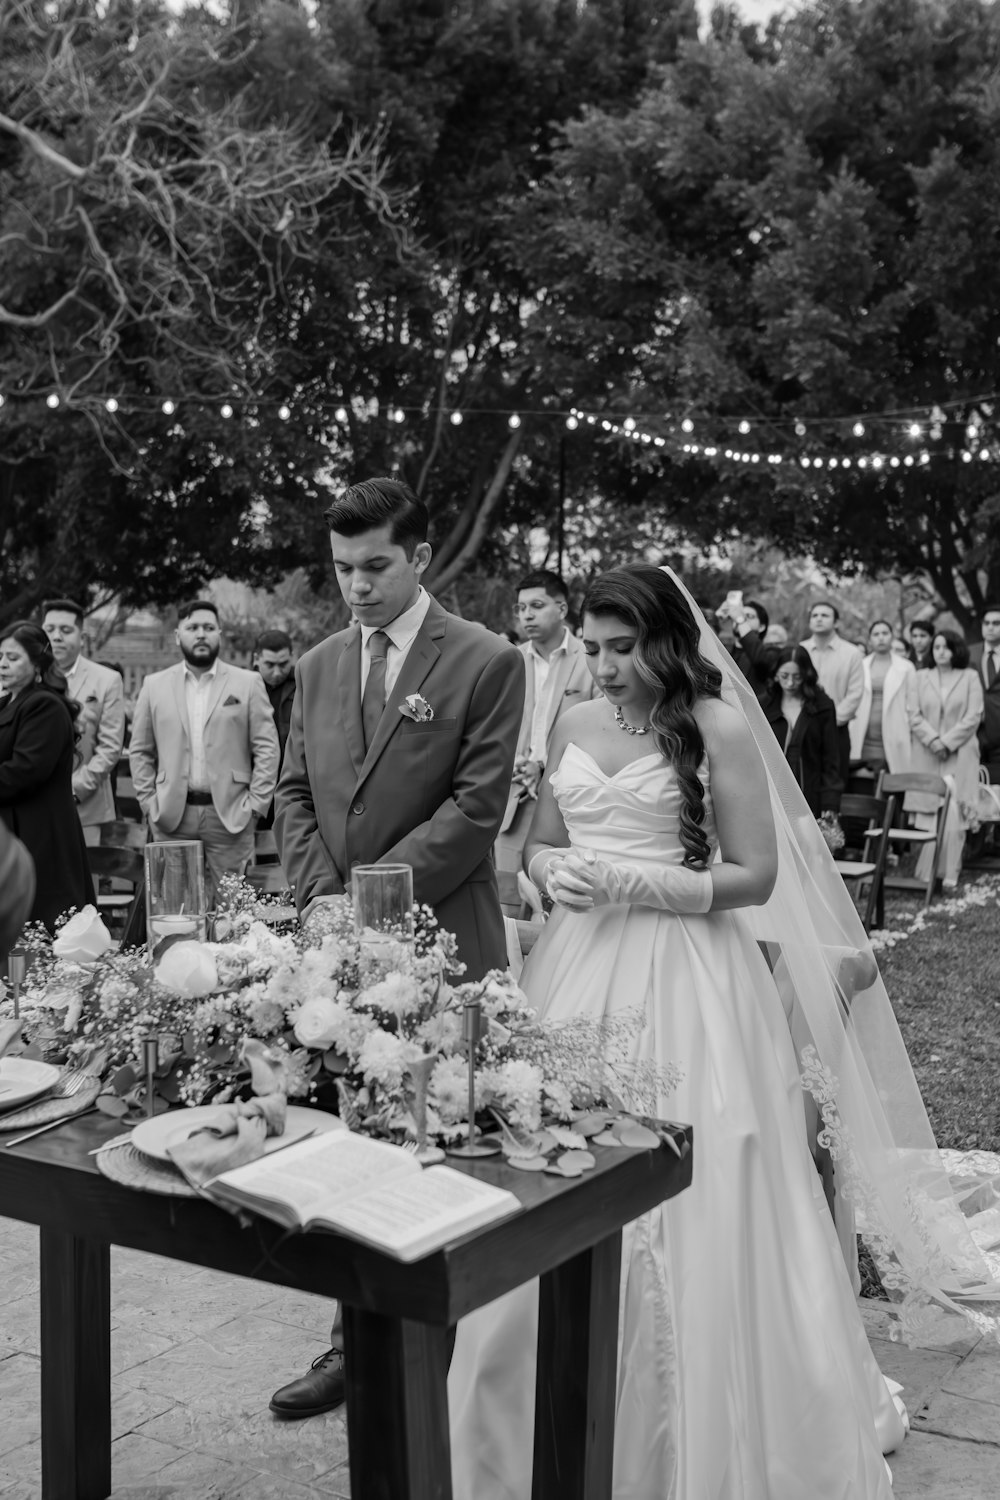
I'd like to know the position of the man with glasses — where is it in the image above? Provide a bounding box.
[496,570,596,878]
[970,604,1000,783]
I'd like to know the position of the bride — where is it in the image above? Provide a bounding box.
[448,565,1000,1500]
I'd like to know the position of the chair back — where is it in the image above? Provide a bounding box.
[114,757,142,822]
[86,821,147,883]
[877,771,948,800]
[245,865,291,895]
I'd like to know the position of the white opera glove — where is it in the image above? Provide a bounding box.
[545,851,713,914]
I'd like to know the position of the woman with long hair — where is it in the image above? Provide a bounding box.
[448,565,1000,1499]
[850,619,916,776]
[907,628,983,891]
[448,565,910,1498]
[0,621,91,931]
[762,644,842,814]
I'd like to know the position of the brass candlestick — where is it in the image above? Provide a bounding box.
[8,949,26,1021]
[446,997,500,1159]
[143,1036,159,1118]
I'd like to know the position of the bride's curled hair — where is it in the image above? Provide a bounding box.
[582,566,722,868]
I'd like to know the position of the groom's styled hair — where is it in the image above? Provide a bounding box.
[324,477,429,560]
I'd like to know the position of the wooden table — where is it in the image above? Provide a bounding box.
[0,1112,693,1500]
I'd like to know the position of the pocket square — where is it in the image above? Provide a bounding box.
[223,694,241,707]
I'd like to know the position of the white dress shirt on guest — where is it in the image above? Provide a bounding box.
[184,659,218,791]
[359,588,432,695]
[800,633,865,726]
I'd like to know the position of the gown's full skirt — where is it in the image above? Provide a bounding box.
[448,746,902,1499]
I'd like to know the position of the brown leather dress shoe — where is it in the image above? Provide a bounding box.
[269,1348,346,1419]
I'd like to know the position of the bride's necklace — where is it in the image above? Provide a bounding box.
[614,705,651,735]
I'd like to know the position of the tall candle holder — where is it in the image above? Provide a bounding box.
[7,948,26,1021]
[143,1036,159,1119]
[352,864,414,958]
[446,997,500,1159]
[144,842,207,960]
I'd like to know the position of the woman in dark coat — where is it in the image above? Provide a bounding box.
[762,646,843,817]
[0,621,91,931]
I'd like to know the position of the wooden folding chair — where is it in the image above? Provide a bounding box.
[834,791,894,932]
[253,828,281,865]
[874,771,952,910]
[87,820,147,948]
[113,755,142,823]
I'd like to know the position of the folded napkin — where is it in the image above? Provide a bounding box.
[165,1092,287,1190]
[0,1019,23,1061]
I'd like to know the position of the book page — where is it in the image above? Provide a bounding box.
[214,1131,418,1225]
[328,1164,519,1258]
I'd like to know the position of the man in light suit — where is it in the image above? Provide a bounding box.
[969,603,1000,783]
[129,600,279,896]
[271,476,524,1418]
[42,599,126,845]
[495,570,597,880]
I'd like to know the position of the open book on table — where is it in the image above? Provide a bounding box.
[208,1131,521,1262]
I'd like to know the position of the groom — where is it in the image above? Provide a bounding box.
[271,475,524,1417]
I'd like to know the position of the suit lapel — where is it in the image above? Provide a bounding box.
[338,632,365,776]
[171,663,190,738]
[358,630,441,783]
[202,662,229,727]
[543,646,575,744]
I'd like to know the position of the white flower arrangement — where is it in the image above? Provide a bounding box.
[3,886,681,1156]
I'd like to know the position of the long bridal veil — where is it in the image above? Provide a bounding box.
[666,567,1000,1345]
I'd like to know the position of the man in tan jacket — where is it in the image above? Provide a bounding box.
[129,600,279,897]
[495,570,597,879]
[43,599,126,843]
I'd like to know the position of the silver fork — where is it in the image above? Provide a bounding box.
[47,1067,97,1100]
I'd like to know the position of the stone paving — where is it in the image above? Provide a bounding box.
[2,1210,999,1497]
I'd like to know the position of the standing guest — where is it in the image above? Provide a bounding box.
[762,646,842,816]
[907,618,935,670]
[272,475,523,1419]
[0,822,34,958]
[968,603,1000,784]
[129,600,279,899]
[0,622,91,930]
[890,636,911,659]
[850,620,916,776]
[764,621,789,649]
[42,599,126,845]
[724,597,774,698]
[496,570,596,878]
[800,600,864,785]
[253,629,296,830]
[907,629,983,892]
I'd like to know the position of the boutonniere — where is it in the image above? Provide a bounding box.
[399,693,434,723]
[223,694,241,707]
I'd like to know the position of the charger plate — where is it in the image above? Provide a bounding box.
[95,1137,196,1197]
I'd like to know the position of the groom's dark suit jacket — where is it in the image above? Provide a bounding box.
[275,595,525,980]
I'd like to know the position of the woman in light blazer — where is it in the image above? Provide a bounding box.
[907,630,984,890]
[849,620,916,774]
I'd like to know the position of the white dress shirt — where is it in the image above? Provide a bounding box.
[526,628,573,762]
[359,588,432,696]
[184,659,219,790]
[800,633,864,726]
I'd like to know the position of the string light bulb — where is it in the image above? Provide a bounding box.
[450,411,463,426]
[161,399,176,415]
[738,420,751,435]
[105,397,118,413]
[681,418,694,433]
[278,404,291,421]
[335,406,348,423]
[908,423,922,438]
[566,415,579,430]
[853,422,865,437]
[46,393,60,409]
[508,414,521,430]
[220,403,233,419]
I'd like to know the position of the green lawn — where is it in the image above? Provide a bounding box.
[872,874,1000,1153]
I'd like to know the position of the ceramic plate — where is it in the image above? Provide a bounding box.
[0,1058,62,1112]
[130,1104,345,1163]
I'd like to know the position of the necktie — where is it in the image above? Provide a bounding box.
[988,650,997,690]
[362,631,390,750]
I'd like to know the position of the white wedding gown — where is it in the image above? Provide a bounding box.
[449,743,905,1499]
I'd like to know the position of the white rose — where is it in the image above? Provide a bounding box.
[154,942,219,998]
[293,995,348,1050]
[52,906,114,963]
